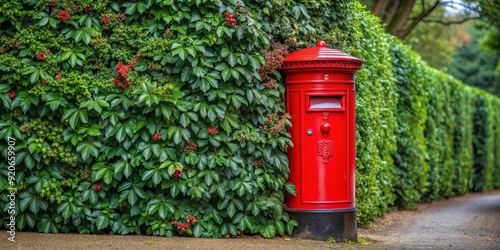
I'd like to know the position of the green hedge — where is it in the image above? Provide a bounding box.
[389,42,430,208]
[495,99,500,189]
[472,92,496,191]
[451,83,475,195]
[424,70,456,201]
[1,0,500,236]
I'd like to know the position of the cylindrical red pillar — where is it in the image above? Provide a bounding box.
[281,41,363,241]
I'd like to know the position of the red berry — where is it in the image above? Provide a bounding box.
[173,168,182,179]
[6,90,16,98]
[37,51,45,61]
[152,132,161,141]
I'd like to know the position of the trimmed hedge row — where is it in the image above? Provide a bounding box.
[1,0,499,237]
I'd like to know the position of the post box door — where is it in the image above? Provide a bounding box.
[301,91,350,204]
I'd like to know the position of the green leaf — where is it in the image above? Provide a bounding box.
[38,216,58,233]
[193,224,202,237]
[70,53,78,67]
[128,191,137,206]
[142,169,156,181]
[135,62,148,72]
[24,154,36,170]
[285,182,297,196]
[275,220,285,236]
[83,32,91,45]
[286,220,298,235]
[227,53,237,67]
[133,186,146,199]
[39,17,49,26]
[227,202,236,218]
[222,68,231,82]
[30,70,40,83]
[221,47,230,58]
[57,202,71,220]
[95,214,110,230]
[260,222,276,239]
[111,2,120,11]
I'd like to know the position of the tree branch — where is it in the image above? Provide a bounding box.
[396,0,442,39]
[422,16,481,25]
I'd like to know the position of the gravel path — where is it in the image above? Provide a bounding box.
[2,190,499,250]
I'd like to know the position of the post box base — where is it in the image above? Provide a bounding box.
[287,209,357,242]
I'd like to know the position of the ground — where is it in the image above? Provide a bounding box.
[3,190,500,250]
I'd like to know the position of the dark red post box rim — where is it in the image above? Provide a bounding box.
[281,41,363,71]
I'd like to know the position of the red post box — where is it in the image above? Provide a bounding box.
[281,41,363,241]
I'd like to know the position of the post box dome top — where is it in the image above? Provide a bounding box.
[281,41,363,71]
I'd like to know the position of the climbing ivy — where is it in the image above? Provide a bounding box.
[0,0,295,238]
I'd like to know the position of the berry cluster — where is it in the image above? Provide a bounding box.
[101,13,127,28]
[259,113,291,137]
[116,13,127,22]
[224,12,237,28]
[113,53,139,89]
[257,42,288,82]
[94,183,103,191]
[207,127,218,135]
[82,5,93,15]
[223,1,249,28]
[58,10,70,21]
[187,216,197,224]
[49,0,55,7]
[177,223,190,232]
[152,132,161,141]
[37,51,45,61]
[101,15,110,26]
[171,216,197,232]
[183,141,198,153]
[0,40,19,54]
[173,168,182,179]
[113,62,130,88]
[262,79,278,89]
[56,72,63,79]
[6,90,16,98]
[252,158,265,168]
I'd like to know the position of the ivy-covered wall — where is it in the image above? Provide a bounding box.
[1,0,500,238]
[1,0,296,237]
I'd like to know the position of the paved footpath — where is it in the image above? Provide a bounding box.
[2,190,500,250]
[361,189,500,249]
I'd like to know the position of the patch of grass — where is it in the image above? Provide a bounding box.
[327,237,335,244]
[357,236,367,244]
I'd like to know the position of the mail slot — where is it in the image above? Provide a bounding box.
[281,41,363,241]
[307,95,344,110]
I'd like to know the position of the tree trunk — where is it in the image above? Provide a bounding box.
[383,0,402,25]
[363,0,448,39]
[373,0,390,17]
[387,0,416,37]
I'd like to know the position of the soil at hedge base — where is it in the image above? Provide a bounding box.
[3,190,500,250]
